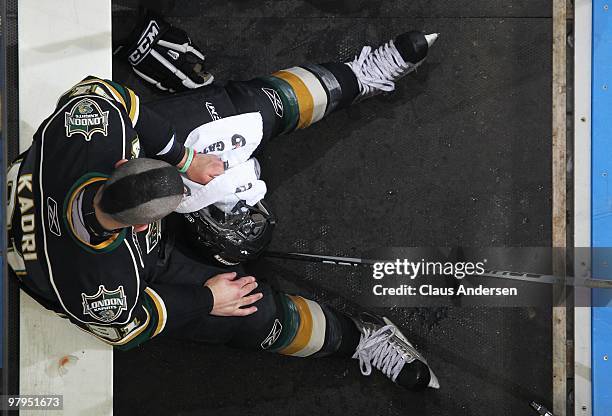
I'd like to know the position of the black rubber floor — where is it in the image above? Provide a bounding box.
[112,1,553,415]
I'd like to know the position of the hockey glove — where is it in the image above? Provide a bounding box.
[118,13,213,92]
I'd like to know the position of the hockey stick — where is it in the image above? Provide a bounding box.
[262,251,612,289]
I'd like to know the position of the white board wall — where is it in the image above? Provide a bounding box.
[574,0,592,415]
[18,1,113,415]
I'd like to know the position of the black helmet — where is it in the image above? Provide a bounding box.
[184,200,276,265]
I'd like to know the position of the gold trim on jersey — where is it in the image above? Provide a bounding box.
[65,176,121,250]
[144,287,167,337]
[66,78,140,125]
[78,306,151,346]
[126,87,140,125]
[76,78,127,109]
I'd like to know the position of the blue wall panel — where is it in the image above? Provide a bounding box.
[591,1,612,413]
[0,13,4,368]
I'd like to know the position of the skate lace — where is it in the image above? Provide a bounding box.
[346,40,416,97]
[352,324,415,382]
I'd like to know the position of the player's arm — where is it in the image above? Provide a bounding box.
[133,103,226,183]
[118,273,262,350]
[84,273,261,350]
[59,76,185,165]
[113,283,215,350]
[134,103,186,166]
[74,76,224,182]
[76,281,214,351]
[59,76,224,186]
[87,76,187,166]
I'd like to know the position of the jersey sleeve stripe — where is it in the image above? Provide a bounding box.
[128,88,140,126]
[99,80,128,112]
[100,80,140,126]
[75,79,127,110]
[78,306,151,346]
[107,79,140,126]
[114,307,151,345]
[144,287,167,337]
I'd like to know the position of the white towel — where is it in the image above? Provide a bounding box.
[175,112,267,214]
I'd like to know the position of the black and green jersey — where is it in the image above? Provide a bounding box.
[7,77,213,349]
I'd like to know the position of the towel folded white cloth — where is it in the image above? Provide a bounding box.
[175,112,267,214]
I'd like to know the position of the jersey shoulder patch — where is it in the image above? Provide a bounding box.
[64,97,111,141]
[57,76,140,126]
[53,254,141,326]
[81,284,129,323]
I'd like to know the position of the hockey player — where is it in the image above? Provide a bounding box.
[7,14,440,391]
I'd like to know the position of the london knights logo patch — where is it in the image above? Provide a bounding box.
[82,285,127,322]
[65,98,109,141]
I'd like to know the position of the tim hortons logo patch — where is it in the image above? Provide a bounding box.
[82,285,128,323]
[65,98,109,141]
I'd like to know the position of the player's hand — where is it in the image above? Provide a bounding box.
[205,272,262,317]
[186,153,225,185]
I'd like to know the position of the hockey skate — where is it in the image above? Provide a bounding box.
[346,31,438,100]
[352,313,439,391]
